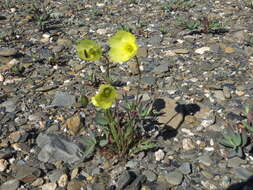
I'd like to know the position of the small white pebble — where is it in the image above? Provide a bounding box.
[155,149,165,161]
[0,74,4,82]
[0,159,8,172]
[182,138,195,150]
[181,128,194,136]
[195,47,211,54]
[9,157,15,164]
[100,65,106,73]
[204,147,214,151]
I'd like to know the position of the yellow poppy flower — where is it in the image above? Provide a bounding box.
[108,30,138,62]
[76,40,102,61]
[91,84,118,109]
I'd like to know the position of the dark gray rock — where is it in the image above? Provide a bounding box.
[179,162,192,175]
[117,171,136,190]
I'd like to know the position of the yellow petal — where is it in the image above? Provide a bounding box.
[108,30,138,62]
[76,40,102,61]
[91,85,118,109]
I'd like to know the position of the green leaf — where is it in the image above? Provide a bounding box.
[129,140,156,155]
[219,139,235,148]
[99,139,108,147]
[241,134,248,147]
[95,111,108,126]
[230,133,241,147]
[79,135,97,158]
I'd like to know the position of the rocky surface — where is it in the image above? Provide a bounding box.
[1,0,253,189]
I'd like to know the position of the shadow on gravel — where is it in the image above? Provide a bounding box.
[153,98,200,140]
[226,175,253,190]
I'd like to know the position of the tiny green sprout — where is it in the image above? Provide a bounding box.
[220,127,248,157]
[242,105,253,136]
[80,95,89,108]
[247,35,253,47]
[176,17,200,31]
[11,64,25,76]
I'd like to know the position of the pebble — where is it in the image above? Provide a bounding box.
[182,138,195,150]
[66,115,83,135]
[71,168,79,179]
[221,176,231,188]
[41,183,57,190]
[201,180,217,190]
[142,170,157,182]
[0,179,20,190]
[179,162,192,174]
[117,171,135,190]
[198,155,212,167]
[31,178,44,186]
[195,47,210,54]
[0,48,17,56]
[155,149,165,161]
[58,174,68,187]
[40,33,51,43]
[234,167,253,180]
[126,160,139,168]
[67,180,85,190]
[0,74,4,82]
[36,133,83,164]
[223,86,231,99]
[165,171,184,185]
[0,159,8,172]
[141,185,152,190]
[224,47,235,54]
[213,90,226,102]
[227,157,247,168]
[235,90,245,97]
[173,49,189,54]
[50,91,76,108]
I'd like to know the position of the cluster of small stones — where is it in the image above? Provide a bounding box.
[1,0,253,190]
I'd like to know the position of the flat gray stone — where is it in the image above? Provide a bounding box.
[0,99,17,112]
[165,171,184,185]
[0,179,20,190]
[36,133,83,164]
[142,170,157,182]
[50,91,76,108]
[227,157,247,168]
[0,48,17,56]
[153,63,171,75]
[234,167,253,180]
[198,155,212,167]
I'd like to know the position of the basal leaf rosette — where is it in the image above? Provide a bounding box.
[76,40,102,61]
[91,84,118,109]
[108,30,138,62]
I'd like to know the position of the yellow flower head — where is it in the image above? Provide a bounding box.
[91,84,118,109]
[76,40,102,61]
[108,30,138,62]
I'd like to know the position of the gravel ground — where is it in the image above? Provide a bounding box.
[1,0,253,190]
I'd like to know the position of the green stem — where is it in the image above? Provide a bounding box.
[134,55,142,108]
[104,55,111,83]
[105,109,121,151]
